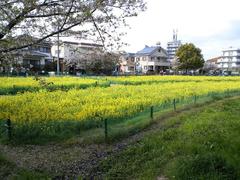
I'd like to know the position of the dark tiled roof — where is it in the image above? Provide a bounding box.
[63,41,103,47]
[127,53,135,57]
[23,50,49,57]
[136,45,157,55]
[206,56,222,63]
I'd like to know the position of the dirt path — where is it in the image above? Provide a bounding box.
[1,96,238,178]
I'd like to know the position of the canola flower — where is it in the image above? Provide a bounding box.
[1,80,240,129]
[104,75,240,85]
[0,76,108,94]
[2,76,240,90]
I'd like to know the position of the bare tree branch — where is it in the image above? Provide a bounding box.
[0,0,146,54]
[0,5,99,53]
[90,16,106,49]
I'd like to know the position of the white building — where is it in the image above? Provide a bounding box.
[167,30,182,63]
[135,45,170,74]
[217,47,240,73]
[51,41,103,73]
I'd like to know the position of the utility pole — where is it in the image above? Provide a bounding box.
[54,3,60,76]
[57,27,60,76]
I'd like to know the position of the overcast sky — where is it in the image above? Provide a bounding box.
[120,0,240,59]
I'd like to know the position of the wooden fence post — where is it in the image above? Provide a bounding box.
[162,100,167,109]
[194,95,197,104]
[227,89,230,97]
[6,119,11,140]
[104,119,108,142]
[150,106,154,119]
[173,99,176,111]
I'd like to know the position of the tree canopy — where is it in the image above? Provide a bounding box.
[0,0,146,54]
[175,43,204,72]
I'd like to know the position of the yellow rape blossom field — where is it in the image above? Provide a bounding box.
[0,76,109,95]
[0,76,240,143]
[104,75,240,84]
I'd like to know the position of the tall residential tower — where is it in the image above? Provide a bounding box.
[167,30,182,63]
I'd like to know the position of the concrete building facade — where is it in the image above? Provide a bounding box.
[167,30,182,63]
[217,47,240,73]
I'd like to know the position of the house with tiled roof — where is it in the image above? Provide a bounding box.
[204,57,221,70]
[119,52,136,74]
[135,45,170,74]
[14,37,53,72]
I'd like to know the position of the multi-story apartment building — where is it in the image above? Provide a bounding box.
[51,41,103,73]
[135,45,170,74]
[217,47,240,73]
[167,30,182,63]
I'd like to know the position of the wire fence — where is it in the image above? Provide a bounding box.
[1,89,240,144]
[102,90,239,142]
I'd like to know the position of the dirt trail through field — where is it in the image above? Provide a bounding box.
[0,113,173,178]
[1,96,239,178]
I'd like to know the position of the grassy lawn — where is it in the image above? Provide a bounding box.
[100,97,240,179]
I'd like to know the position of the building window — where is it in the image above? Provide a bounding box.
[23,59,29,65]
[144,66,148,70]
[43,47,50,53]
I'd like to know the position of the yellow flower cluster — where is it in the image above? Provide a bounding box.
[105,75,240,85]
[0,76,107,94]
[1,78,240,127]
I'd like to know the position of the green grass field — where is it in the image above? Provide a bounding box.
[100,97,240,179]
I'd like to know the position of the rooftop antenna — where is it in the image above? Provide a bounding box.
[173,29,176,41]
[176,29,178,41]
